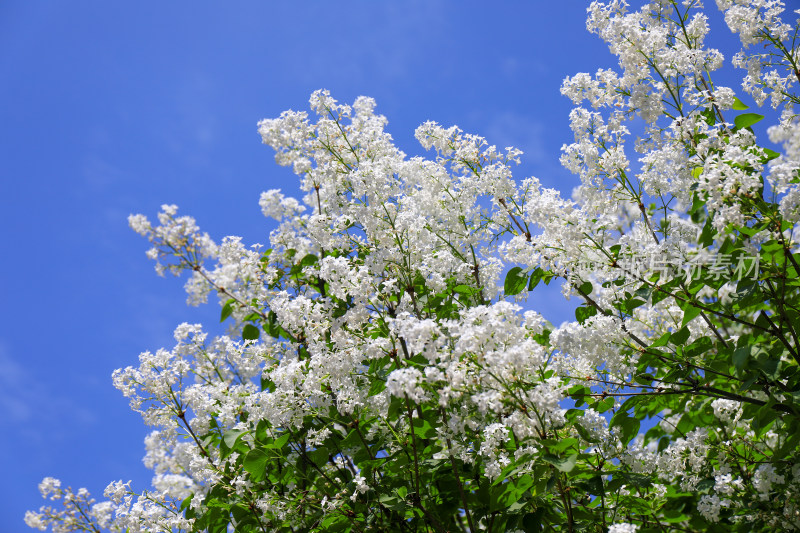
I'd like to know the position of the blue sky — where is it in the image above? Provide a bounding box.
[0,2,753,529]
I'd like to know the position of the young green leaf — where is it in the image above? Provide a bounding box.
[504,266,528,296]
[242,324,260,340]
[243,448,269,482]
[220,299,236,323]
[734,112,764,130]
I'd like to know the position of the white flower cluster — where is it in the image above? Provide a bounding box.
[27,1,800,530]
[718,0,796,107]
[608,524,639,533]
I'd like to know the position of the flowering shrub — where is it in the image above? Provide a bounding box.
[27,1,800,531]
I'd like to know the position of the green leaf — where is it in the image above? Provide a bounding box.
[522,509,545,533]
[774,428,800,459]
[681,305,702,327]
[223,429,247,449]
[733,346,751,373]
[610,412,640,445]
[504,267,528,296]
[412,417,437,439]
[732,282,761,310]
[619,297,645,315]
[762,148,780,162]
[490,475,534,512]
[651,332,671,347]
[320,515,351,532]
[698,216,716,247]
[569,385,591,408]
[307,446,330,467]
[180,494,193,512]
[670,326,691,345]
[732,97,749,110]
[528,268,543,291]
[549,437,578,454]
[230,504,258,529]
[243,449,269,481]
[242,324,260,341]
[299,253,319,267]
[453,284,475,295]
[689,192,706,223]
[684,336,712,359]
[652,287,671,305]
[543,453,578,473]
[596,396,615,413]
[753,404,779,432]
[734,112,764,130]
[368,378,387,396]
[220,299,235,323]
[575,305,597,324]
[267,433,291,449]
[634,285,652,300]
[756,352,780,380]
[578,281,592,295]
[255,420,269,444]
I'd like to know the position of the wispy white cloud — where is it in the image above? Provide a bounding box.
[160,70,219,168]
[482,112,548,165]
[474,110,578,191]
[287,1,449,86]
[0,341,97,429]
[0,344,32,422]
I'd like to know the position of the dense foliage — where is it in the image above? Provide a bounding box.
[27,1,800,531]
